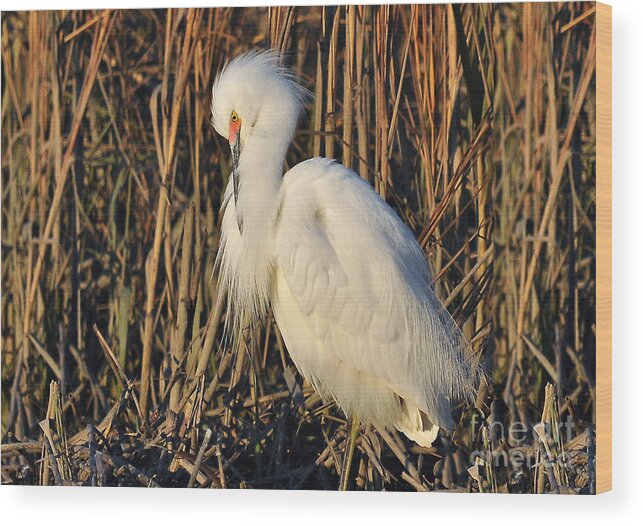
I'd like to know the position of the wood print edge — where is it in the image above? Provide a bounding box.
[595,0,612,495]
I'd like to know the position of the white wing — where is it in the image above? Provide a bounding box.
[271,158,477,441]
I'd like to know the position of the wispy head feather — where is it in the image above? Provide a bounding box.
[211,50,310,143]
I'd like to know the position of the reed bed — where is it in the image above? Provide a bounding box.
[1,3,596,492]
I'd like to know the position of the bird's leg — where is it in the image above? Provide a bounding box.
[339,413,360,491]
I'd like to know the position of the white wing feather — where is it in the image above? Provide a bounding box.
[272,158,477,441]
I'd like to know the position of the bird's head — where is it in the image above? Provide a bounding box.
[211,51,309,203]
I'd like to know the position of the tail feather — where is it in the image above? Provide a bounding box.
[395,400,442,447]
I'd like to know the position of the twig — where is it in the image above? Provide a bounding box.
[188,428,212,488]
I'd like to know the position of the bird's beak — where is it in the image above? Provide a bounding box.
[228,118,243,233]
[228,120,242,208]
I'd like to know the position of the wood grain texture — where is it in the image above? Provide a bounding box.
[596,1,612,495]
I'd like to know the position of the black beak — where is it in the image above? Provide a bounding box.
[231,130,241,207]
[230,131,243,234]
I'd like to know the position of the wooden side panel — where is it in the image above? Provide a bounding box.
[595,1,612,495]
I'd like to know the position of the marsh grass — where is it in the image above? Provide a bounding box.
[1,3,596,492]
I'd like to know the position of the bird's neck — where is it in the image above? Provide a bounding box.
[216,134,289,336]
[234,134,288,234]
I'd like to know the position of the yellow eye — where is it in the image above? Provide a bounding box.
[230,111,239,123]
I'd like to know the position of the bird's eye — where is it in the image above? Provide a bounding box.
[230,111,239,123]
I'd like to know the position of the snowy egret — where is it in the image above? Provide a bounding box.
[211,50,480,490]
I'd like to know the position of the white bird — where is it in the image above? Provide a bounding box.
[211,50,480,488]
